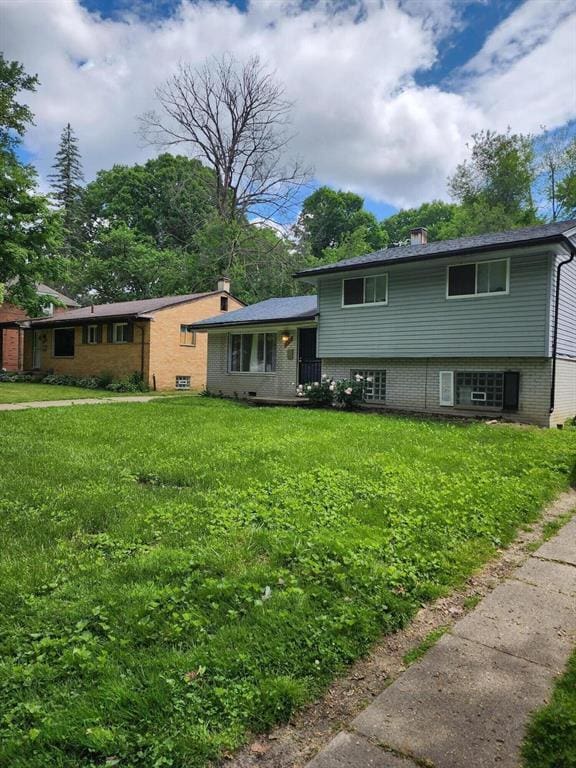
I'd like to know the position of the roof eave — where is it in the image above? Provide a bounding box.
[192,313,318,331]
[293,233,574,279]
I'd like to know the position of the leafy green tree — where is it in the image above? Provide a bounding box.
[49,123,84,258]
[79,224,186,303]
[0,54,38,148]
[0,55,64,313]
[320,225,380,264]
[192,216,304,303]
[298,186,388,258]
[82,154,217,253]
[443,129,540,237]
[382,200,458,244]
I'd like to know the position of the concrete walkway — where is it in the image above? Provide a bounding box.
[0,395,167,411]
[308,516,576,768]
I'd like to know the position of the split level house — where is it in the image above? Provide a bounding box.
[0,284,79,371]
[192,221,576,427]
[9,279,243,391]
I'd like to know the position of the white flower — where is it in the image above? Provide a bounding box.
[345,387,353,395]
[329,383,336,391]
[306,385,311,391]
[366,377,373,383]
[354,374,362,381]
[262,586,272,601]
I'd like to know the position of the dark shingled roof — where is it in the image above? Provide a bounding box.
[36,284,79,308]
[192,295,318,329]
[27,292,219,326]
[295,219,576,278]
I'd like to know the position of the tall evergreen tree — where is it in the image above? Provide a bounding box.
[49,123,84,258]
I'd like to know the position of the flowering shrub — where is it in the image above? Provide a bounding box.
[296,373,369,408]
[334,374,367,409]
[296,375,336,405]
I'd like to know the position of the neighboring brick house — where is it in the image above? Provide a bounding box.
[0,284,79,371]
[194,221,576,427]
[16,280,244,390]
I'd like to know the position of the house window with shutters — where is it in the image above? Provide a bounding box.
[87,325,98,344]
[112,322,129,343]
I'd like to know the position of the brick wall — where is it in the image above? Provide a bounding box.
[205,326,304,398]
[148,293,243,390]
[551,358,576,426]
[24,323,150,380]
[0,303,27,370]
[322,357,553,426]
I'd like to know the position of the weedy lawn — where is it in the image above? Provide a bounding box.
[1,398,575,767]
[523,646,576,768]
[0,383,132,403]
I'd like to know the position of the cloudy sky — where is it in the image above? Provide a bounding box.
[2,0,575,219]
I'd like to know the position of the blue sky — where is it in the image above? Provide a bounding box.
[3,0,575,222]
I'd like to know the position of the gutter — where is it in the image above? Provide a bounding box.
[191,314,318,331]
[549,237,576,414]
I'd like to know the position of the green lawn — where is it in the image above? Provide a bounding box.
[0,383,135,403]
[523,647,576,768]
[1,399,575,767]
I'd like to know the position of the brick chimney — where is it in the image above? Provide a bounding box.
[217,276,230,293]
[410,227,428,245]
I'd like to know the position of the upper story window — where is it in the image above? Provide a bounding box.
[220,296,229,311]
[53,328,75,357]
[229,333,276,373]
[180,324,196,346]
[42,303,54,316]
[447,258,509,298]
[342,274,388,306]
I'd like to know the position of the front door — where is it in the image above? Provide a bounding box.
[32,331,42,370]
[298,327,321,384]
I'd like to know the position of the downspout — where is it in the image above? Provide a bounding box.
[549,243,576,414]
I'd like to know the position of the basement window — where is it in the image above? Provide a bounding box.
[175,375,191,390]
[350,369,386,402]
[455,372,504,408]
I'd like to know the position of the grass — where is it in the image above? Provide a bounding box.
[0,398,574,767]
[523,647,576,768]
[403,626,449,666]
[0,383,134,403]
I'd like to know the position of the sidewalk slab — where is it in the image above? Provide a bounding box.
[535,518,576,566]
[452,579,575,671]
[307,731,418,768]
[352,633,556,768]
[513,556,576,596]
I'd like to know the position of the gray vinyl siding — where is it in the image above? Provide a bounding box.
[553,254,576,358]
[317,252,551,358]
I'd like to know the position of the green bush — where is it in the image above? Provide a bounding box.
[297,375,336,405]
[334,375,366,409]
[40,372,149,393]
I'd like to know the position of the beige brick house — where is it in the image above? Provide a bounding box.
[18,280,243,391]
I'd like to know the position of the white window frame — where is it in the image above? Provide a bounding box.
[350,369,386,402]
[112,322,128,344]
[342,274,388,308]
[175,375,191,390]
[439,370,454,406]
[87,324,98,345]
[180,324,196,347]
[228,332,277,374]
[446,258,510,299]
[52,327,76,358]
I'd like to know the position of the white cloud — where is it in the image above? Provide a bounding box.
[1,0,575,211]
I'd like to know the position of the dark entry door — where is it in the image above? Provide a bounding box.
[298,327,321,384]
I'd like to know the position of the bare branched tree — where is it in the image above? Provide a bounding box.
[140,55,310,224]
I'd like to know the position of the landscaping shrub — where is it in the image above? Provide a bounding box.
[0,372,35,383]
[334,374,366,408]
[296,375,336,405]
[39,371,149,393]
